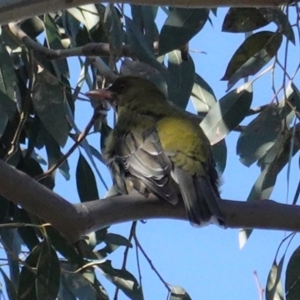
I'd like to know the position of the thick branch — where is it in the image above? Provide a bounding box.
[1,159,300,245]
[79,195,300,233]
[0,0,294,26]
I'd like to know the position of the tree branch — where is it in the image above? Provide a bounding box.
[0,0,295,26]
[0,159,300,245]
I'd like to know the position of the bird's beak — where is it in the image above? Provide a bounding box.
[85,89,115,111]
[85,89,114,101]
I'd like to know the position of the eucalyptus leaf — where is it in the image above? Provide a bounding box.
[76,154,99,202]
[201,83,253,145]
[100,261,144,300]
[286,246,300,300]
[266,257,284,300]
[36,240,60,300]
[32,70,69,147]
[44,14,69,78]
[191,73,217,117]
[169,286,192,300]
[104,4,123,57]
[259,8,295,44]
[167,50,195,109]
[222,8,269,32]
[237,104,283,167]
[159,8,209,55]
[222,31,282,90]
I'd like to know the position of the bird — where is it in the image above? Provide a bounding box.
[86,76,225,226]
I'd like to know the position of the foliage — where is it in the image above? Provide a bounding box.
[0,2,300,300]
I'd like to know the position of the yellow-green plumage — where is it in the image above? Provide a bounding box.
[87,76,224,226]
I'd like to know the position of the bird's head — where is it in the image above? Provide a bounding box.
[86,76,165,113]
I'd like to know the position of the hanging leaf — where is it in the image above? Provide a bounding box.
[259,8,295,44]
[100,261,144,300]
[0,41,17,120]
[167,50,195,109]
[59,261,109,300]
[131,5,159,49]
[286,246,300,300]
[169,286,192,300]
[44,14,69,78]
[76,154,99,202]
[104,4,123,58]
[36,240,60,300]
[266,257,284,300]
[222,31,282,90]
[0,268,17,300]
[222,8,269,32]
[125,16,168,81]
[159,8,209,55]
[191,73,217,117]
[212,139,227,174]
[18,243,42,300]
[32,70,69,147]
[67,4,100,31]
[237,104,283,167]
[201,83,253,145]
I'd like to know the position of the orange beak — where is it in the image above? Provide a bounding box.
[85,89,114,111]
[85,89,114,101]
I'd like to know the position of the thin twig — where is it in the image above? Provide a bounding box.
[133,231,171,292]
[5,50,34,161]
[253,271,264,300]
[113,221,137,300]
[35,109,101,181]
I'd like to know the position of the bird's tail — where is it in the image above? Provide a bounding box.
[174,167,225,226]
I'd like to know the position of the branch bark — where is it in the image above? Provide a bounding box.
[0,159,299,245]
[0,0,294,26]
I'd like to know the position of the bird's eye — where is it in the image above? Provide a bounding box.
[119,84,125,91]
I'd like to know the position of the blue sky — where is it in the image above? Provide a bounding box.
[49,6,300,300]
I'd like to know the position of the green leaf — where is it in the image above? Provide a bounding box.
[44,14,69,78]
[159,8,209,55]
[131,5,159,47]
[201,83,253,145]
[59,261,108,300]
[167,50,195,109]
[1,229,21,293]
[0,41,17,119]
[18,243,42,300]
[15,208,39,251]
[0,268,17,300]
[211,139,227,173]
[43,127,70,180]
[36,240,60,300]
[237,104,283,167]
[67,4,100,31]
[286,246,300,300]
[125,16,168,80]
[266,257,284,300]
[191,73,217,117]
[104,4,123,57]
[104,233,132,248]
[222,8,269,32]
[222,31,282,90]
[169,286,192,300]
[259,8,295,44]
[100,261,144,300]
[76,154,99,202]
[32,70,69,147]
[45,227,82,265]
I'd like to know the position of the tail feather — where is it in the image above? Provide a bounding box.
[174,167,224,226]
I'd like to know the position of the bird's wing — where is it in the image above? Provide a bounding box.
[117,128,179,204]
[157,116,225,226]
